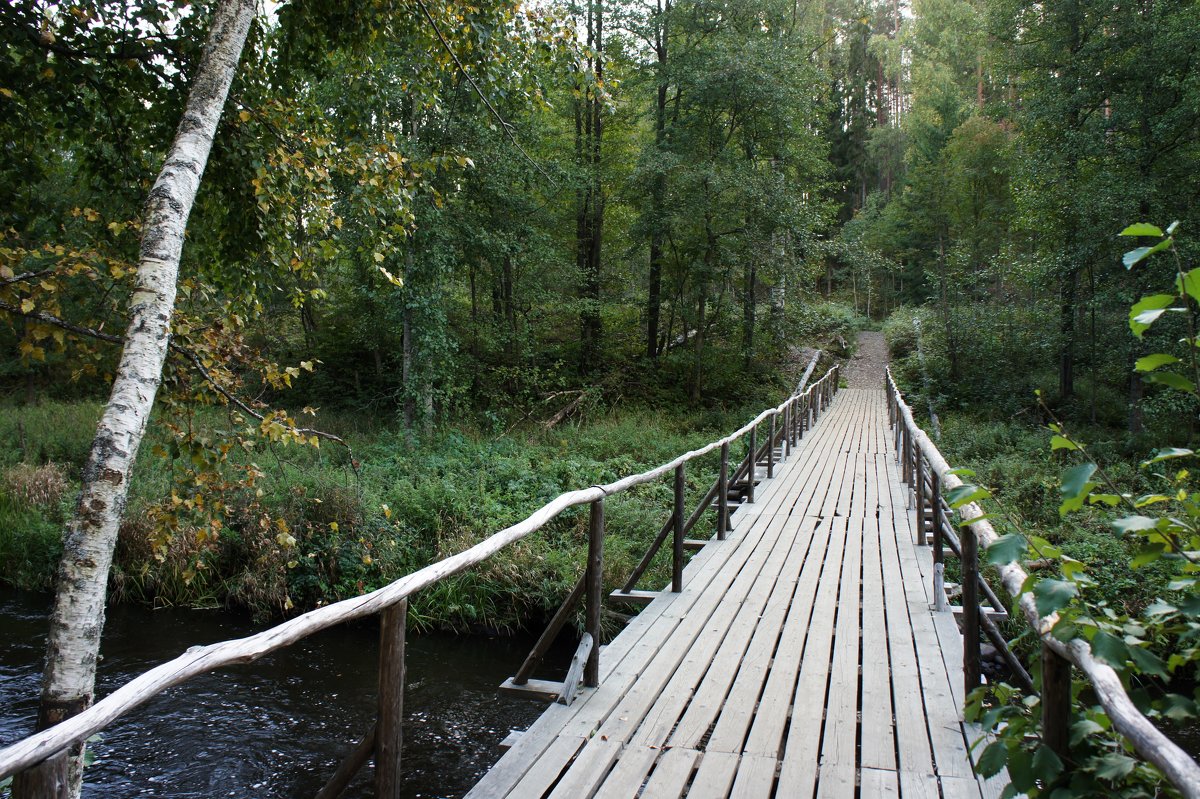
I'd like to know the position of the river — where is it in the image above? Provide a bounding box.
[0,588,552,797]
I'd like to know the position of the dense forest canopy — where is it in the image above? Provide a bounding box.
[2,0,1200,796]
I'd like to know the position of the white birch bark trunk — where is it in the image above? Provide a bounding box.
[12,2,256,796]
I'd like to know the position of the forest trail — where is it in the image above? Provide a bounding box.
[470,384,999,799]
[843,330,889,389]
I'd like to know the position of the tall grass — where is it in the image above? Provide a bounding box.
[0,394,769,631]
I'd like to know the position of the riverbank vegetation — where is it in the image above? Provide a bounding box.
[3,0,1200,794]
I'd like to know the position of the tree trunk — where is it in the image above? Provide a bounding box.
[1059,265,1077,400]
[646,0,669,361]
[578,0,604,374]
[12,3,255,796]
[742,260,756,366]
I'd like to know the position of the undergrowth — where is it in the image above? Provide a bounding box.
[0,396,773,633]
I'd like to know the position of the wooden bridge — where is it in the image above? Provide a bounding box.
[3,356,1199,799]
[468,386,999,799]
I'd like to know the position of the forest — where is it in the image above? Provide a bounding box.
[1,0,1199,797]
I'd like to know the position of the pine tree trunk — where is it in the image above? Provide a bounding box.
[12,3,255,796]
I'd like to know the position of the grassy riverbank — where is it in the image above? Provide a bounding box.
[0,380,814,633]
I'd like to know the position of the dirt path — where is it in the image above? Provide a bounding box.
[842,331,889,389]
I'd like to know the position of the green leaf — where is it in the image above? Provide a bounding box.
[1090,630,1129,669]
[1142,448,1194,465]
[1032,745,1064,783]
[986,534,1028,565]
[947,467,976,478]
[1070,718,1104,745]
[1119,223,1164,237]
[1144,372,1196,393]
[1088,493,1122,507]
[976,742,1008,778]
[1178,267,1200,303]
[1113,515,1158,534]
[1058,463,1097,515]
[1127,646,1169,679]
[1092,753,1136,781]
[1135,353,1180,372]
[946,484,991,508]
[1129,294,1175,337]
[1060,463,1097,498]
[1034,579,1078,617]
[1124,246,1153,268]
[1050,435,1078,451]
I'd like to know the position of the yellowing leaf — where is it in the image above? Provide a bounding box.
[239,110,251,122]
[377,265,404,287]
[20,298,34,313]
[373,251,385,262]
[329,522,339,532]
[0,88,13,99]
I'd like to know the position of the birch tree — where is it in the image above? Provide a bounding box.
[11,1,257,795]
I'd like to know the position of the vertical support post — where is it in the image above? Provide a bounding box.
[767,415,776,478]
[962,525,982,694]
[718,442,729,541]
[747,425,757,504]
[672,464,685,592]
[931,471,944,566]
[585,498,605,687]
[1042,644,1071,759]
[915,451,927,545]
[375,599,408,799]
[784,405,792,457]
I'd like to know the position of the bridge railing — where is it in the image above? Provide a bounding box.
[886,369,1200,798]
[504,351,833,702]
[0,363,841,797]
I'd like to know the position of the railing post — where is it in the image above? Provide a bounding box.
[585,498,604,687]
[915,451,927,545]
[375,599,407,799]
[672,464,685,592]
[747,425,757,504]
[718,442,729,541]
[767,415,776,479]
[931,471,944,566]
[1042,644,1071,759]
[784,404,792,458]
[962,525,982,694]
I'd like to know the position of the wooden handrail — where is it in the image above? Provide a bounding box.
[886,368,1200,798]
[0,366,841,782]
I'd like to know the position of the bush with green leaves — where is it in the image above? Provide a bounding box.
[962,223,1200,798]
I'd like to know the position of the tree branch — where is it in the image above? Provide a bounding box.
[0,298,355,461]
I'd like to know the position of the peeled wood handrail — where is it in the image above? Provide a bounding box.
[887,368,1200,798]
[0,366,841,781]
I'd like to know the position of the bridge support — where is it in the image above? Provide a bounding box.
[585,499,605,687]
[376,599,408,799]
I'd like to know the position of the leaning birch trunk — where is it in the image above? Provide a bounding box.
[12,3,256,797]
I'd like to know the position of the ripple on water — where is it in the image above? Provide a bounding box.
[1,589,553,798]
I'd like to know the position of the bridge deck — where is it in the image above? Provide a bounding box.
[467,389,996,799]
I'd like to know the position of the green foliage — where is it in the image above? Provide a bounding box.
[954,227,1200,797]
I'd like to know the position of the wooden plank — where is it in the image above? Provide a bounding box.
[545,736,623,799]
[860,507,896,772]
[773,517,850,797]
[816,511,863,798]
[684,751,740,799]
[860,767,900,797]
[500,677,562,703]
[729,753,777,798]
[875,463,939,790]
[589,745,661,799]
[503,734,588,799]
[638,747,701,799]
[703,515,832,755]
[662,517,818,750]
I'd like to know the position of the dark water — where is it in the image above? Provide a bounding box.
[0,588,551,797]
